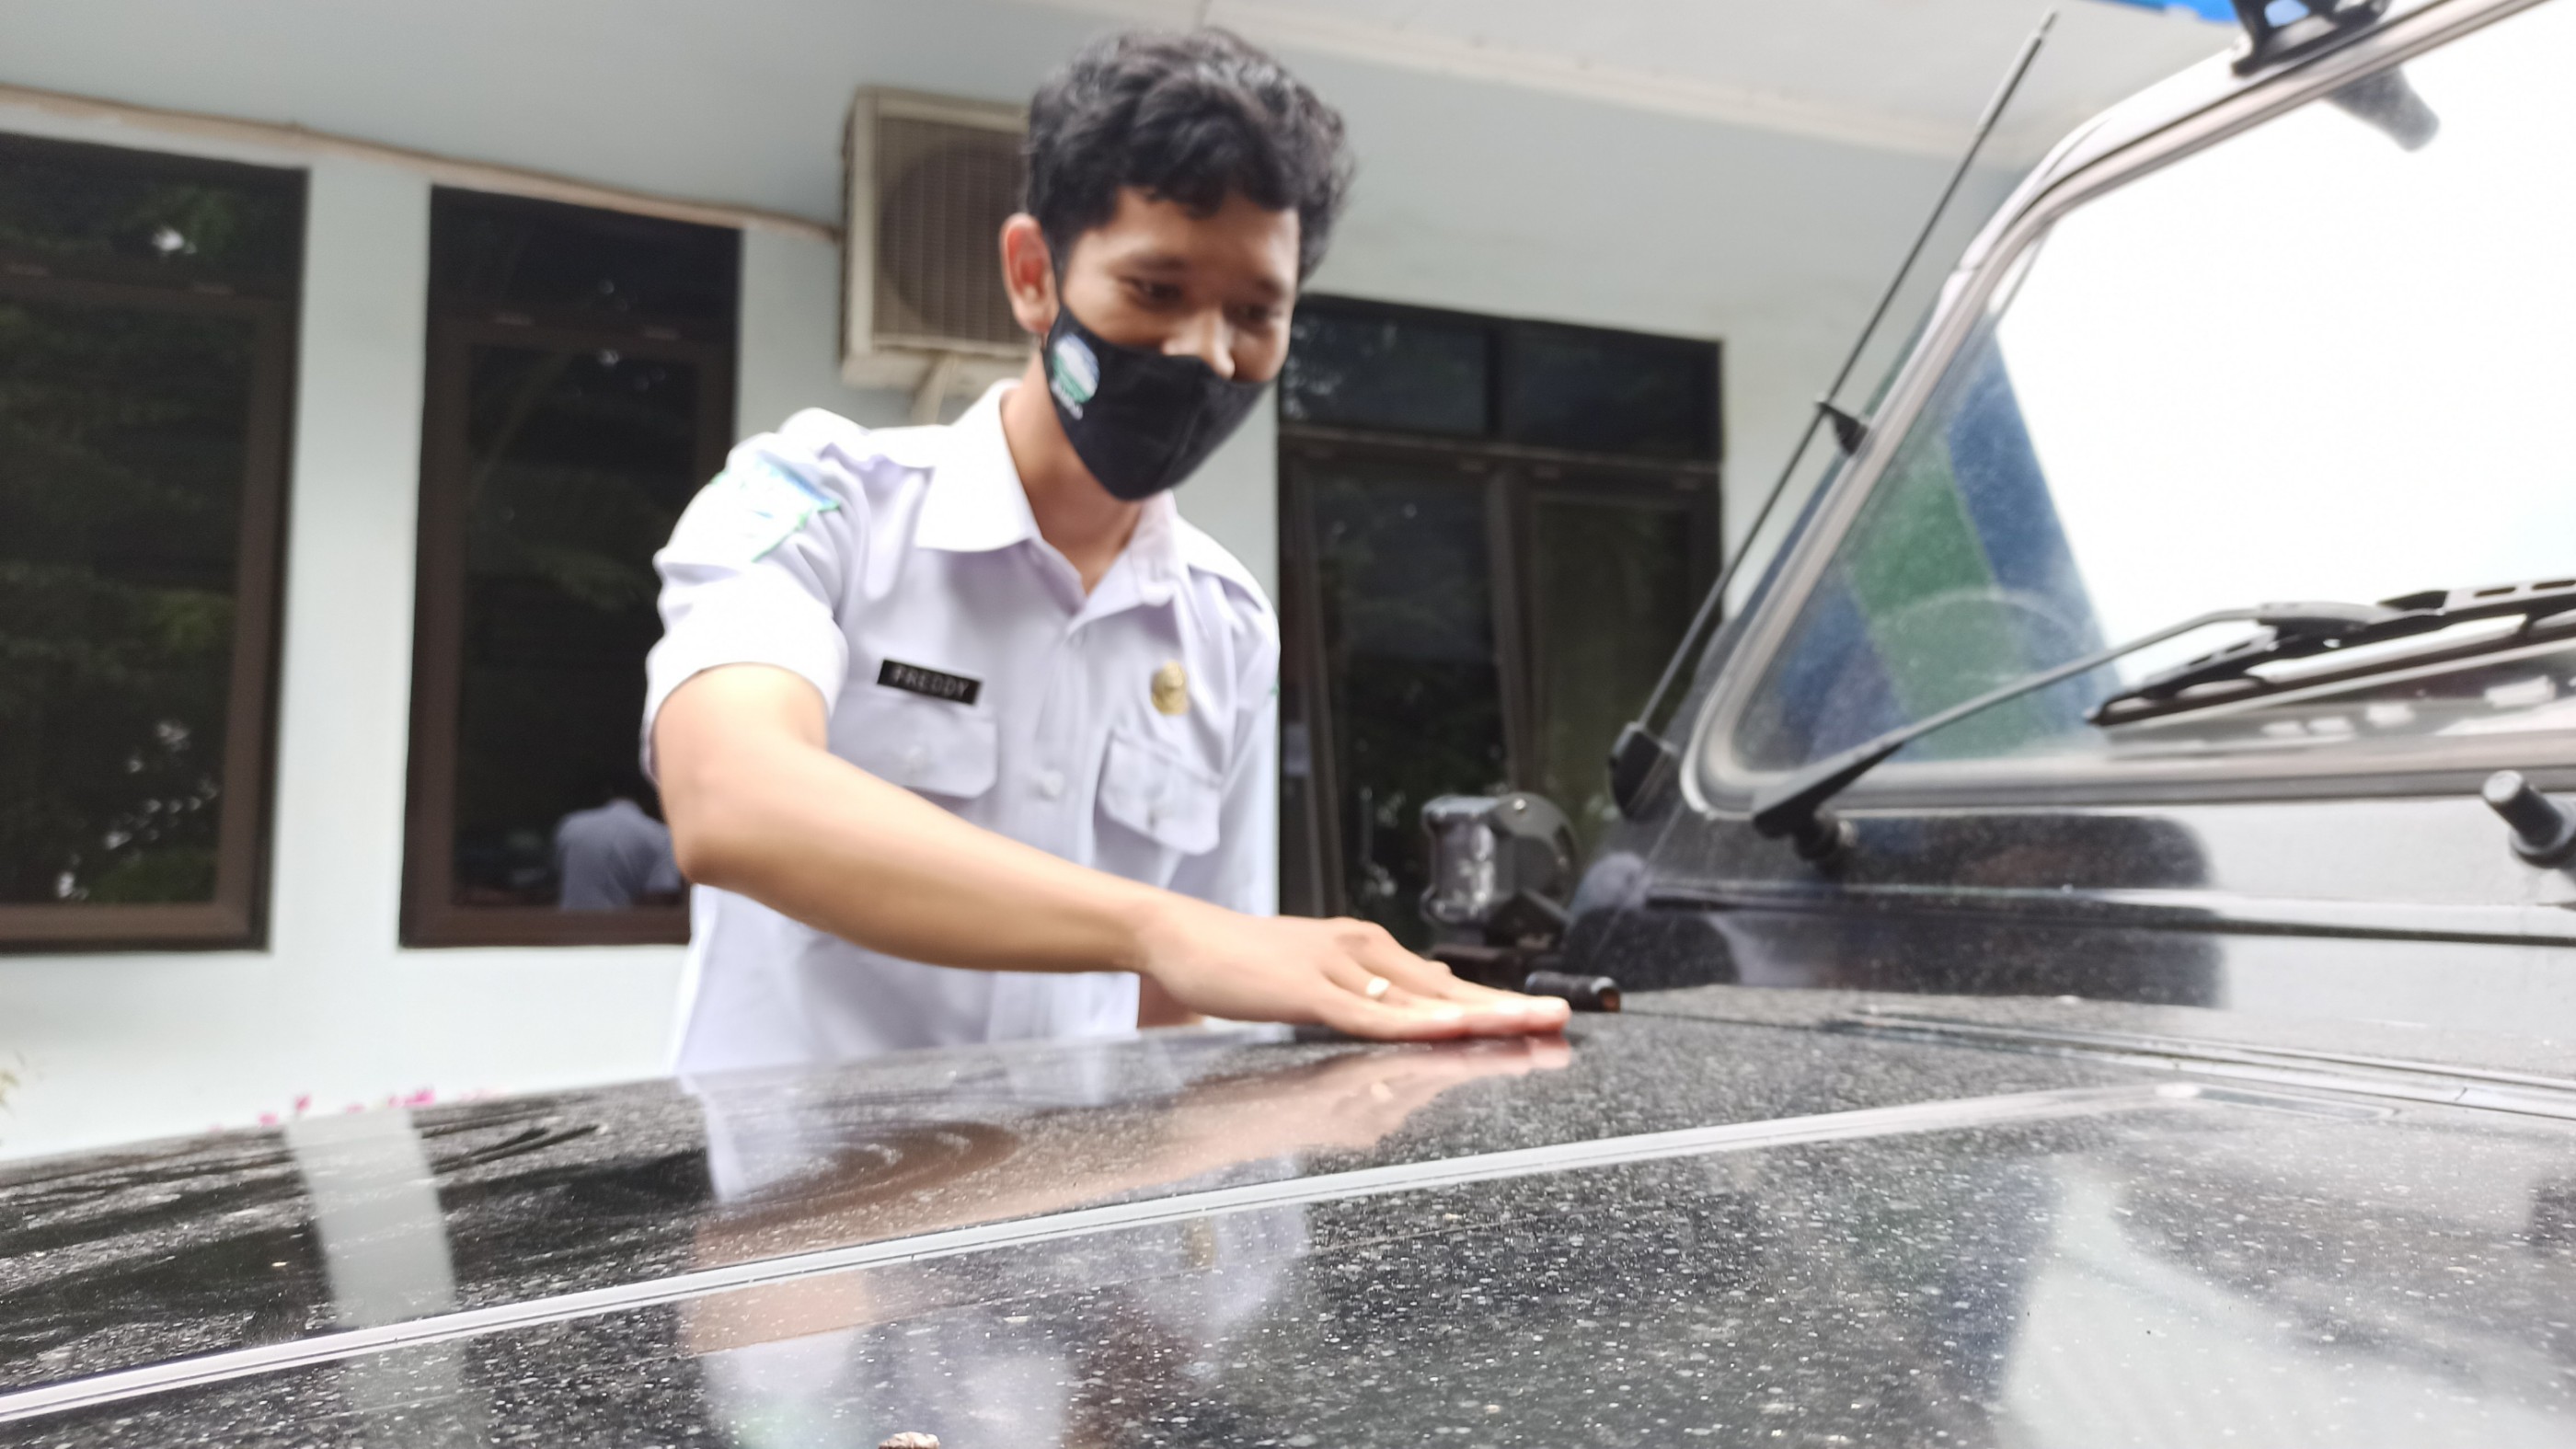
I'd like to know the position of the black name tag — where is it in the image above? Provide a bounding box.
[878,659,981,706]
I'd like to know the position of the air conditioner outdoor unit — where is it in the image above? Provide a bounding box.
[844,88,1033,422]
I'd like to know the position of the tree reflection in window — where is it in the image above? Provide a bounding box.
[0,136,298,932]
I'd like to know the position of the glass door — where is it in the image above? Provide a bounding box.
[1282,444,1714,939]
[1524,480,1711,855]
[1286,446,1512,942]
[1277,298,1721,934]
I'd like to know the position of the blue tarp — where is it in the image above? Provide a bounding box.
[2093,0,2236,20]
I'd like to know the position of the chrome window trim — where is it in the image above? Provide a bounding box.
[1685,0,2561,820]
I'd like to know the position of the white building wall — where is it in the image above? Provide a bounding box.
[0,0,2030,1159]
[737,226,913,434]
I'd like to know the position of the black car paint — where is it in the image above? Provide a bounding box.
[5,997,2575,1446]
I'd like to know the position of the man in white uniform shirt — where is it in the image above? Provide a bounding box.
[646,29,1566,1076]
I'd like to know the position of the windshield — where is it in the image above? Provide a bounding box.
[1712,0,2576,793]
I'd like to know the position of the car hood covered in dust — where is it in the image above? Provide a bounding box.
[4,985,2573,1447]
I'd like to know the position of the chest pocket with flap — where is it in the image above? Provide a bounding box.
[841,693,998,800]
[1097,728,1223,855]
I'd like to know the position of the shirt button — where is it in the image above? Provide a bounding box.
[902,745,929,777]
[1036,769,1065,799]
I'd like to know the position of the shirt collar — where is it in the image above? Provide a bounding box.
[1125,489,1187,604]
[914,381,1040,554]
[914,380,1188,603]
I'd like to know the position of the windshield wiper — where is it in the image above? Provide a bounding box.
[1747,577,2576,862]
[2087,577,2576,727]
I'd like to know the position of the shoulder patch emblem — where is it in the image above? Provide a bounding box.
[716,458,839,561]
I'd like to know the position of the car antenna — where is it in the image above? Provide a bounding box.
[1606,8,2057,820]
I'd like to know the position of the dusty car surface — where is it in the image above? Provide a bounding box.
[3,998,2573,1446]
[8,0,2576,1443]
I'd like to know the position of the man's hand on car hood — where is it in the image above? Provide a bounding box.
[1131,895,1572,1040]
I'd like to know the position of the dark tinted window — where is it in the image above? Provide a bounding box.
[1282,305,1489,436]
[1275,298,1719,921]
[430,190,738,329]
[1306,460,1509,943]
[0,134,302,293]
[1527,490,1700,846]
[2,302,254,909]
[405,191,733,946]
[450,345,707,910]
[0,138,299,946]
[1282,298,1718,465]
[1505,323,1718,460]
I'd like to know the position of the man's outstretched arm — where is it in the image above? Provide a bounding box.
[653,662,1570,1040]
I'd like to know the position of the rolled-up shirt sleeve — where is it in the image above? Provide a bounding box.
[640,431,864,780]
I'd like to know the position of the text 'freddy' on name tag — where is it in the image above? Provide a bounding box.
[877,659,982,706]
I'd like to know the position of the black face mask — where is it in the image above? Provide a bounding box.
[1041,302,1268,501]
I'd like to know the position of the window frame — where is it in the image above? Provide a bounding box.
[400,248,735,949]
[1282,295,1727,462]
[0,141,302,953]
[1683,0,2576,820]
[1276,296,1722,918]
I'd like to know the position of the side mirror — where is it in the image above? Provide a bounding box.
[1419,792,1575,942]
[1419,793,1615,1009]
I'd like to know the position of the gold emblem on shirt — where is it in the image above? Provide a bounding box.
[1151,660,1189,716]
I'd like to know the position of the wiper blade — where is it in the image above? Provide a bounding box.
[1749,578,2576,863]
[1749,600,2400,860]
[2089,577,2576,728]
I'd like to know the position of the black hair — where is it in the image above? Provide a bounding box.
[1025,29,1352,281]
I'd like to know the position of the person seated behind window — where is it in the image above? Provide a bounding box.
[552,773,683,910]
